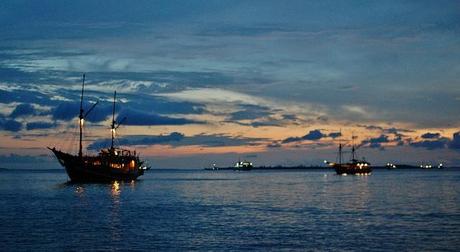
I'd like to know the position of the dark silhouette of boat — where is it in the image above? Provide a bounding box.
[325,141,372,175]
[203,159,253,171]
[49,74,149,182]
[233,160,253,171]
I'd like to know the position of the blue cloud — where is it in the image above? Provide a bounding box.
[448,132,460,150]
[421,132,440,139]
[368,135,389,144]
[303,130,325,141]
[360,135,390,149]
[229,104,273,121]
[126,94,206,115]
[0,117,22,132]
[282,129,325,143]
[0,89,51,105]
[51,101,112,123]
[328,132,342,138]
[9,103,36,118]
[282,114,297,120]
[51,102,79,121]
[369,142,383,149]
[250,121,281,128]
[26,122,57,130]
[408,132,460,150]
[410,139,448,150]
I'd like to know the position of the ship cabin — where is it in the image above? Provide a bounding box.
[97,148,139,171]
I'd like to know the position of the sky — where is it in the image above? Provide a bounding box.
[1,0,460,168]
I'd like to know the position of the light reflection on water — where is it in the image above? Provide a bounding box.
[0,169,459,251]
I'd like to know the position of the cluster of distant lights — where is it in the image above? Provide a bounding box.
[387,163,397,168]
[420,163,443,169]
[387,163,444,169]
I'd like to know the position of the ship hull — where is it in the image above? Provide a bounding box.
[50,148,144,183]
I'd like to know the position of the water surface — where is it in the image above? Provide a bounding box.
[1,169,459,251]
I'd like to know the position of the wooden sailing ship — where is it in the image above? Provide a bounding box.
[325,138,372,175]
[49,75,149,182]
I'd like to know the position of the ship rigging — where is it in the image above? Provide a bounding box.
[49,74,149,182]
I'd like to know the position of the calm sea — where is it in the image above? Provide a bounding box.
[0,168,459,251]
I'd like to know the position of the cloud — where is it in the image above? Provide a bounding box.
[267,141,281,148]
[360,125,384,131]
[172,134,265,148]
[342,105,368,116]
[385,127,414,134]
[303,130,326,140]
[282,114,298,120]
[328,132,342,138]
[117,108,203,126]
[88,132,265,150]
[282,129,325,143]
[88,132,184,150]
[26,122,57,130]
[448,132,460,150]
[408,132,460,150]
[367,135,389,144]
[360,134,390,149]
[51,102,81,121]
[159,88,266,106]
[9,104,36,118]
[0,88,52,105]
[229,104,273,121]
[410,139,449,150]
[0,118,22,132]
[368,142,383,149]
[130,95,206,115]
[249,121,281,128]
[51,101,115,123]
[421,132,440,139]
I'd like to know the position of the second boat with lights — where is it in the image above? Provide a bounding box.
[325,142,372,175]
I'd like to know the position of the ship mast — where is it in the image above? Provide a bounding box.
[351,132,356,161]
[338,129,342,165]
[339,143,342,165]
[78,74,85,158]
[111,91,116,150]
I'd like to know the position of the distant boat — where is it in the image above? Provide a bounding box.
[325,143,372,175]
[386,163,397,169]
[234,160,253,171]
[204,163,220,171]
[49,74,149,182]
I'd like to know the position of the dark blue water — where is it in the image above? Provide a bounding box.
[1,169,459,251]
